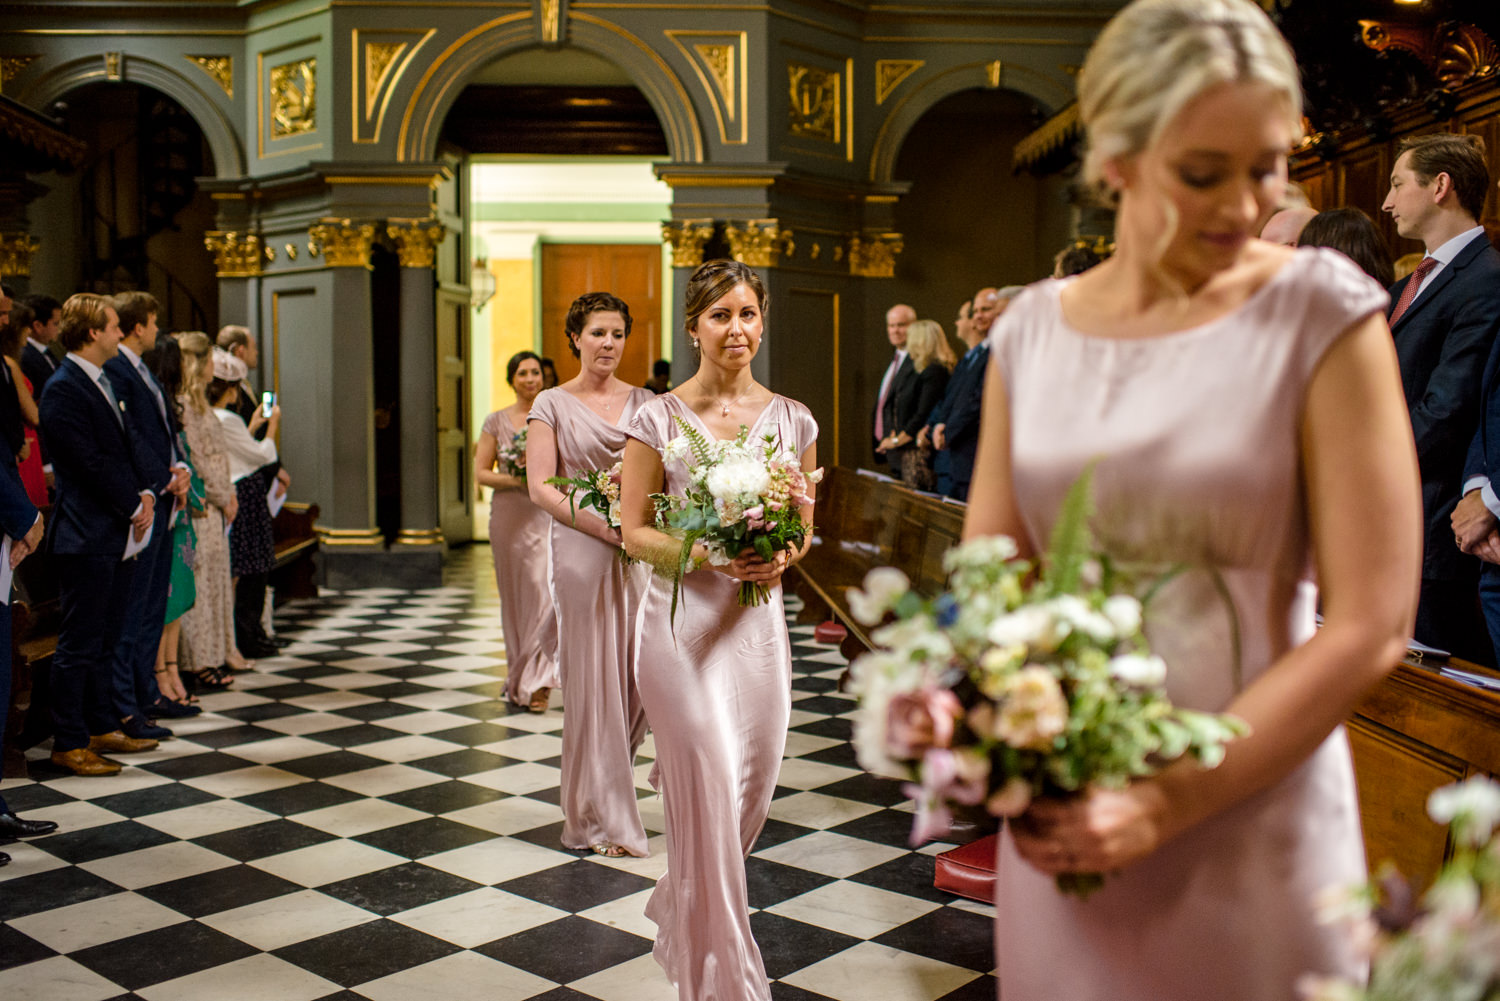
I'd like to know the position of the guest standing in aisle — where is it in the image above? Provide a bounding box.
[964,2,1421,999]
[475,350,559,713]
[527,293,654,858]
[621,259,818,1001]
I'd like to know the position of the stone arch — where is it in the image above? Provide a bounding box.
[868,61,1071,183]
[19,55,246,178]
[397,13,704,164]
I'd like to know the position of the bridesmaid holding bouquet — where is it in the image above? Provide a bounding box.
[476,350,558,713]
[621,260,818,1001]
[527,293,655,859]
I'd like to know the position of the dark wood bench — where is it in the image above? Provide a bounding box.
[6,531,60,780]
[270,501,320,605]
[794,465,1500,893]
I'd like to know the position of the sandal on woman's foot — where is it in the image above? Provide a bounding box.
[188,666,234,692]
[590,842,627,858]
[528,688,551,713]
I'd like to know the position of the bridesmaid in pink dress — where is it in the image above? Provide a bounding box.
[621,260,818,1001]
[963,3,1421,1000]
[527,292,655,859]
[475,350,558,713]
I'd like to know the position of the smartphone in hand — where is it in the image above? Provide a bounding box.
[261,391,275,417]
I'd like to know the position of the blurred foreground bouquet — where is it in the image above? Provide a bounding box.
[497,427,528,479]
[654,416,821,608]
[1299,775,1500,1001]
[848,468,1248,897]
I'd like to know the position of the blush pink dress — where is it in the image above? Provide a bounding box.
[988,247,1389,1001]
[483,408,559,708]
[628,394,818,1001]
[528,386,655,857]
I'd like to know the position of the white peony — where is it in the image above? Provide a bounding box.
[1428,776,1500,847]
[943,535,1019,572]
[1107,653,1167,688]
[704,456,770,504]
[1102,594,1143,636]
[848,567,910,625]
[1048,594,1116,643]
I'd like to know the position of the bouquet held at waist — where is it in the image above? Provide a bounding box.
[849,466,1249,898]
[652,416,822,610]
[498,428,527,479]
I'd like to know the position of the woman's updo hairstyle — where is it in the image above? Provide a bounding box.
[564,292,632,358]
[1078,0,1302,194]
[506,349,543,386]
[682,259,768,361]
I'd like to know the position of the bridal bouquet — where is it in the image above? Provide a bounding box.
[1299,776,1500,1001]
[497,428,527,479]
[654,416,822,608]
[545,462,637,566]
[849,468,1249,897]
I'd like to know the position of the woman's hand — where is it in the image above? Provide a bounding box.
[713,546,789,584]
[224,496,239,524]
[1009,782,1169,877]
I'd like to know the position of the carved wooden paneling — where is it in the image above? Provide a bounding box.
[1347,717,1465,889]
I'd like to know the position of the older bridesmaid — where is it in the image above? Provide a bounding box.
[527,292,655,859]
[475,350,558,713]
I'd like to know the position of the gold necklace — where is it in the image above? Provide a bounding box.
[706,381,755,417]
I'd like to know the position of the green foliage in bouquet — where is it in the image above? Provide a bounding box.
[850,465,1249,897]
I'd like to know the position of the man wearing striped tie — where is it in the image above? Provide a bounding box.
[1382,132,1500,665]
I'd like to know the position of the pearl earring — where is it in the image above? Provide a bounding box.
[692,339,700,349]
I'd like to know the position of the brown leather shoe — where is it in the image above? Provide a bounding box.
[51,748,123,776]
[88,731,158,754]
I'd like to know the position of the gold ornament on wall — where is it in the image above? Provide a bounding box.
[270,58,317,138]
[203,231,265,277]
[365,44,404,116]
[985,60,1003,89]
[725,219,793,269]
[788,62,840,143]
[308,219,376,269]
[875,60,923,105]
[186,55,233,98]
[662,220,715,269]
[0,56,41,95]
[848,233,903,278]
[105,52,123,81]
[0,233,41,278]
[664,32,748,145]
[386,219,447,269]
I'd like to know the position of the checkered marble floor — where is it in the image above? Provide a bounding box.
[0,546,995,1001]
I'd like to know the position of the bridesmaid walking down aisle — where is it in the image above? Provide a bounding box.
[476,350,559,713]
[528,293,655,859]
[621,260,819,1001]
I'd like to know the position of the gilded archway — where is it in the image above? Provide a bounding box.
[18,55,246,178]
[868,61,1071,184]
[397,13,705,163]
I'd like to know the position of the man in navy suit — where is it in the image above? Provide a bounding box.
[107,292,192,736]
[19,293,61,395]
[1381,133,1500,665]
[921,286,1017,501]
[872,304,916,475]
[38,294,161,776]
[0,373,52,863]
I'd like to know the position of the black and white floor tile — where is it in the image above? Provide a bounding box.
[0,547,995,1001]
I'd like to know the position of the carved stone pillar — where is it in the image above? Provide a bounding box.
[386,218,446,551]
[307,218,384,556]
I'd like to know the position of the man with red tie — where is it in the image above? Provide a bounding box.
[1382,132,1500,664]
[872,303,915,476]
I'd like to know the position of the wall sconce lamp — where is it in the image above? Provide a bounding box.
[470,257,497,311]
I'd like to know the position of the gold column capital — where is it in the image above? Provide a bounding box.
[848,232,903,278]
[662,219,715,269]
[203,230,264,277]
[386,218,446,269]
[0,233,40,278]
[724,219,793,269]
[309,218,376,269]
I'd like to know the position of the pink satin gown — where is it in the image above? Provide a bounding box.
[628,394,819,1001]
[989,248,1389,1001]
[483,408,559,707]
[528,386,655,857]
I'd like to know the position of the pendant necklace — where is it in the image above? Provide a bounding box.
[710,382,754,417]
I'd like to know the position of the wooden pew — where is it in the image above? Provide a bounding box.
[270,501,320,605]
[795,465,1500,892]
[5,532,60,780]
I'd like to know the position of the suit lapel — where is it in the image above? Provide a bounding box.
[1390,235,1487,332]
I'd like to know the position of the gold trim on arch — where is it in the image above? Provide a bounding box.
[663,30,748,145]
[351,28,436,145]
[396,12,534,159]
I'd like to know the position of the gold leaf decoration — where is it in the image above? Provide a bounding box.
[875,59,923,105]
[788,62,840,142]
[186,55,233,98]
[270,58,316,138]
[365,43,405,117]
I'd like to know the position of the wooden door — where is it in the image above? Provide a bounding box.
[540,244,660,388]
[435,158,472,543]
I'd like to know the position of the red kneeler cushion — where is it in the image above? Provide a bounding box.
[933,833,998,903]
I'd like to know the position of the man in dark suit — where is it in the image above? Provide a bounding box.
[872,303,915,476]
[19,293,62,394]
[0,388,53,863]
[38,293,160,776]
[107,291,192,735]
[922,286,1017,501]
[1381,132,1500,665]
